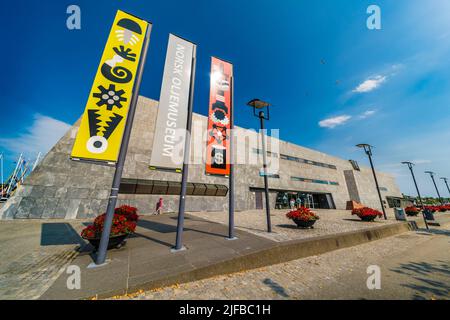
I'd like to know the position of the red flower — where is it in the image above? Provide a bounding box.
[115,205,139,221]
[81,225,97,239]
[286,207,320,222]
[405,206,420,214]
[424,205,441,213]
[81,205,140,239]
[352,207,383,219]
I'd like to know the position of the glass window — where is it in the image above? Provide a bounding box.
[312,179,329,184]
[280,153,336,170]
[291,176,339,186]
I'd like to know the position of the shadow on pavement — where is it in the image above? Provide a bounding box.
[262,278,290,298]
[138,218,226,239]
[40,223,85,247]
[342,218,384,223]
[138,219,177,234]
[418,228,450,237]
[390,260,450,299]
[277,224,303,230]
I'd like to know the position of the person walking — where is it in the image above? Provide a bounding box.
[155,197,163,215]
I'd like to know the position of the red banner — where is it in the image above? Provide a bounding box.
[206,57,233,176]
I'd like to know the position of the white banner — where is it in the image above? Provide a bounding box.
[150,34,195,170]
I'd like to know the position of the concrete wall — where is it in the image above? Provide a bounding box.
[0,96,402,219]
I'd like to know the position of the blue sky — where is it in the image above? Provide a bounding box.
[1,0,449,197]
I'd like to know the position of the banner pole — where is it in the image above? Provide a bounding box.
[227,75,237,240]
[94,23,151,267]
[173,45,197,252]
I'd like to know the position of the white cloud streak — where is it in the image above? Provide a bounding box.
[0,114,71,158]
[319,115,352,128]
[353,75,386,93]
[358,110,377,119]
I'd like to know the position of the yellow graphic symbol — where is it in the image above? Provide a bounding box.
[71,10,148,162]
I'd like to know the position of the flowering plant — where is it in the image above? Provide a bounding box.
[114,205,139,222]
[405,206,420,216]
[81,205,139,239]
[424,206,439,213]
[352,207,383,219]
[286,207,320,222]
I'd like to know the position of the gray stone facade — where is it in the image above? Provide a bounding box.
[0,96,402,220]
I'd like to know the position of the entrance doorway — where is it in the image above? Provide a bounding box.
[275,191,335,209]
[255,191,263,209]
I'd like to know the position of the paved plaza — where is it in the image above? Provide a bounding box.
[190,209,423,242]
[114,224,450,300]
[0,209,447,299]
[0,219,86,299]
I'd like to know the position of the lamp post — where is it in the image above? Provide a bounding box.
[440,177,450,201]
[247,98,272,232]
[356,144,387,220]
[425,171,443,205]
[401,162,428,229]
[0,153,3,198]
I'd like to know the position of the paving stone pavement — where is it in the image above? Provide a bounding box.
[0,219,87,300]
[0,248,79,299]
[0,210,445,300]
[113,223,450,300]
[189,209,424,242]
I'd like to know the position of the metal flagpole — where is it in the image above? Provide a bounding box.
[259,113,272,232]
[357,144,387,220]
[403,162,428,229]
[0,153,3,195]
[173,44,197,251]
[425,172,443,205]
[0,153,3,199]
[227,75,237,240]
[6,153,22,197]
[18,160,29,184]
[442,178,450,197]
[94,23,152,267]
[367,152,387,220]
[32,152,41,172]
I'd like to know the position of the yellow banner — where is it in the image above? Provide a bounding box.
[71,10,148,163]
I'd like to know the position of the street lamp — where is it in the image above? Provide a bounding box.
[356,144,387,220]
[425,171,444,205]
[440,178,450,200]
[247,98,272,232]
[401,162,428,229]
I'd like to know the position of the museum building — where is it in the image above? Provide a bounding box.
[0,96,403,220]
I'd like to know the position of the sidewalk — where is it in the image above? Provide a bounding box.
[1,209,448,300]
[0,219,86,299]
[189,209,413,242]
[40,213,275,299]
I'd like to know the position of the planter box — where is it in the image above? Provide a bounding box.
[293,219,317,229]
[86,234,128,251]
[359,215,377,222]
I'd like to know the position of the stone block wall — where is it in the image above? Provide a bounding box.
[1,95,403,220]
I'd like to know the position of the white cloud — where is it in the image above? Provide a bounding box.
[314,121,450,197]
[0,114,71,159]
[358,110,377,119]
[319,115,352,128]
[319,109,377,130]
[353,75,386,93]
